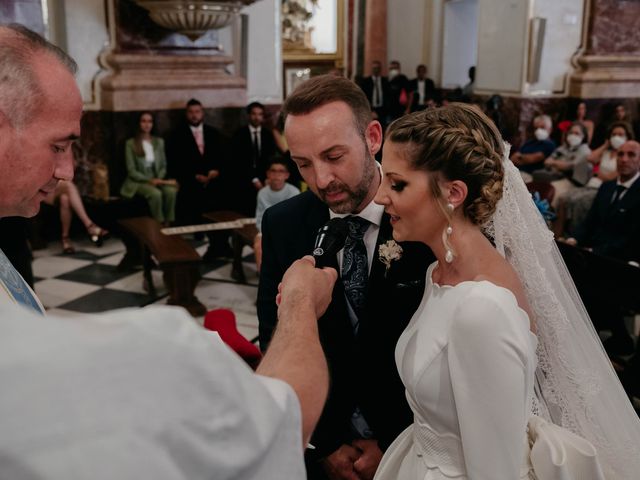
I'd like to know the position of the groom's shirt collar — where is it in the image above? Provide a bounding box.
[329,199,383,227]
[328,161,384,227]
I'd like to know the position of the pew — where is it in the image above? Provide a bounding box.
[557,241,640,314]
[118,217,206,316]
[203,211,258,283]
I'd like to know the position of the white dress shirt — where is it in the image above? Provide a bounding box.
[249,125,262,153]
[616,171,640,201]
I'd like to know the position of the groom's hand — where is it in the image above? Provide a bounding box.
[352,439,383,480]
[322,444,361,480]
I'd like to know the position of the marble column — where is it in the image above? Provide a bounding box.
[363,0,386,75]
[569,0,640,98]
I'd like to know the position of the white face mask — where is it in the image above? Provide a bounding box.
[566,133,583,148]
[535,128,550,141]
[610,135,627,150]
[389,69,399,79]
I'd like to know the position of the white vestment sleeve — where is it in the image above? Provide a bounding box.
[0,303,305,480]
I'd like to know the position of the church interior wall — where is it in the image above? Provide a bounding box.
[3,0,640,199]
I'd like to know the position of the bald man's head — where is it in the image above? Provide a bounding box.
[0,24,77,128]
[616,140,640,182]
[0,24,81,217]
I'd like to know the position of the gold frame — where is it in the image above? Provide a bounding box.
[282,0,345,66]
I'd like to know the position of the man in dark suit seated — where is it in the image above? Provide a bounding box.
[567,140,640,261]
[166,99,232,260]
[564,140,640,355]
[229,102,277,216]
[257,75,433,480]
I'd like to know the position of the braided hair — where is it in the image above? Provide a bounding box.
[385,103,504,226]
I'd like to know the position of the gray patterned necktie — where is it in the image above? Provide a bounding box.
[342,216,370,331]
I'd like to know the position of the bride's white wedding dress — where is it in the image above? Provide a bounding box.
[374,262,537,479]
[374,148,640,479]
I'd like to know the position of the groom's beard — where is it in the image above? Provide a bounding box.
[318,151,376,214]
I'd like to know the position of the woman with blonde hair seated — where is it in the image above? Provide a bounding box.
[121,112,177,226]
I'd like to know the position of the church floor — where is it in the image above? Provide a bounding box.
[31,237,260,342]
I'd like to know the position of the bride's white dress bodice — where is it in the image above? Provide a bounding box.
[375,262,538,479]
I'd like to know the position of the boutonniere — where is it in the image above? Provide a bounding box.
[378,240,403,276]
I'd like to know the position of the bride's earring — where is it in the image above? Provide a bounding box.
[443,203,454,263]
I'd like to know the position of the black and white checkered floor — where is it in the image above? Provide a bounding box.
[32,237,260,341]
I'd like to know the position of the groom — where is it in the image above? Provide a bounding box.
[257,75,433,479]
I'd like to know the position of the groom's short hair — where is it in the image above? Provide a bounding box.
[283,75,372,137]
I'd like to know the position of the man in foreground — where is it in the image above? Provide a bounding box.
[0,23,333,478]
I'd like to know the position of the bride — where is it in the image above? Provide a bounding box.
[368,103,640,479]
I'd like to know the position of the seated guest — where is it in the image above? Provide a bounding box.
[42,180,108,254]
[564,140,640,356]
[270,110,302,189]
[121,112,177,226]
[554,121,634,237]
[461,65,475,100]
[613,103,630,124]
[510,114,556,179]
[230,102,277,216]
[574,100,595,144]
[566,140,640,262]
[253,159,300,273]
[532,122,591,208]
[406,64,436,113]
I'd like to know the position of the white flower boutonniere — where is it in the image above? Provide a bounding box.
[378,240,403,276]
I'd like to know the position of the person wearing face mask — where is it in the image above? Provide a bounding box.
[532,122,591,209]
[387,60,409,121]
[554,122,635,237]
[510,114,556,180]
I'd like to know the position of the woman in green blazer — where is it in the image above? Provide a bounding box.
[121,112,177,224]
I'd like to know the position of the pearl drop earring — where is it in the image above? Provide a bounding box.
[443,203,455,263]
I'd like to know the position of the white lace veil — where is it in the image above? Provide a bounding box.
[483,143,640,479]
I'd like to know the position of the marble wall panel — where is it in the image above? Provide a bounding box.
[588,0,640,55]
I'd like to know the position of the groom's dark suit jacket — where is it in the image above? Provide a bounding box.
[257,190,433,457]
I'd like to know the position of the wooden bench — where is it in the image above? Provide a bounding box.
[203,211,258,283]
[118,217,206,316]
[558,241,640,314]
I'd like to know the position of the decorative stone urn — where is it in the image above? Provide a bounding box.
[134,0,257,40]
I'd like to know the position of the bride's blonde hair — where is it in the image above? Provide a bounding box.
[385,103,504,226]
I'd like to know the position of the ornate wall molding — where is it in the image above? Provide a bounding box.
[570,55,640,98]
[100,52,246,110]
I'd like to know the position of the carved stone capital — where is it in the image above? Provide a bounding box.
[99,52,246,111]
[569,55,640,98]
